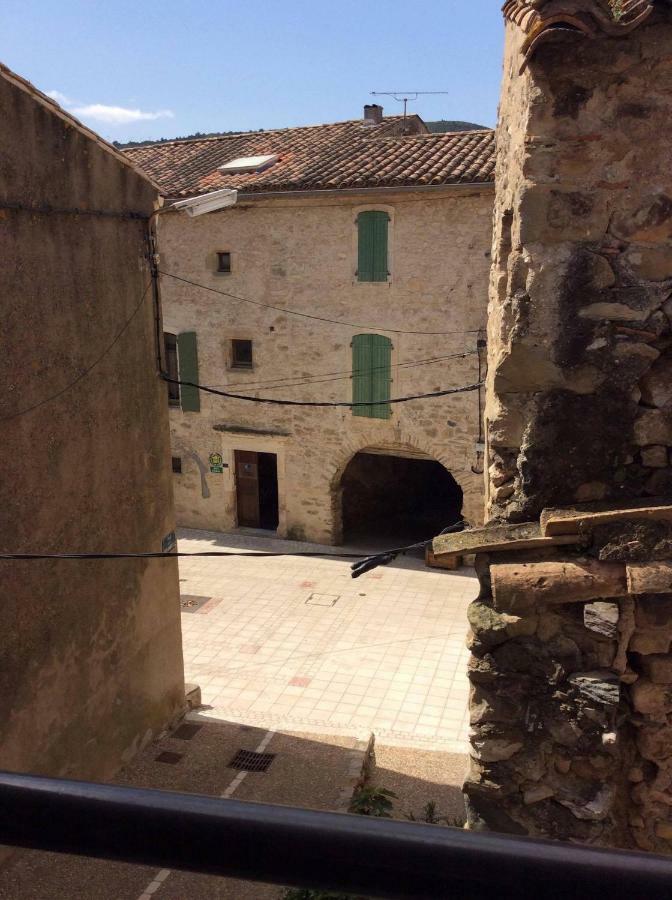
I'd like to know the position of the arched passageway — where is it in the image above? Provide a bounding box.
[340,451,463,546]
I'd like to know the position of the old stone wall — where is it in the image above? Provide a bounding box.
[486,13,672,521]
[159,187,493,544]
[468,5,672,851]
[465,544,672,852]
[1,70,185,780]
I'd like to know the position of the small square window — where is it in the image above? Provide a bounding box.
[172,456,182,474]
[231,339,253,369]
[217,252,231,273]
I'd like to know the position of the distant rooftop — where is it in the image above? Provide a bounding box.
[123,113,495,198]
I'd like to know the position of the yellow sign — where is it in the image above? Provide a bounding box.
[209,452,223,467]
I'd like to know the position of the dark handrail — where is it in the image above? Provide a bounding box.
[0,770,671,899]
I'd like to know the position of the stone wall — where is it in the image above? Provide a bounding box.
[467,4,672,850]
[159,186,493,544]
[465,543,672,852]
[1,68,185,781]
[485,11,672,521]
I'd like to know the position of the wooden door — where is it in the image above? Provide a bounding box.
[235,450,260,527]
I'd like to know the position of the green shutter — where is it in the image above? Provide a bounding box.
[357,211,389,282]
[177,331,200,412]
[352,333,392,420]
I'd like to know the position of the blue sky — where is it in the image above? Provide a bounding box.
[2,0,504,142]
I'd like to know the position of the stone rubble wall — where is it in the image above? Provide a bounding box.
[469,6,672,850]
[486,13,672,522]
[465,545,672,852]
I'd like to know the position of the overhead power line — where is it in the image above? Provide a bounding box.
[219,349,479,392]
[0,550,364,561]
[159,270,483,337]
[162,375,482,407]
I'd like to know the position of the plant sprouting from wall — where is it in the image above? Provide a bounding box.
[610,0,625,20]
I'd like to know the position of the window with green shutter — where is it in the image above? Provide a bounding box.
[357,211,389,282]
[352,333,392,420]
[177,331,200,412]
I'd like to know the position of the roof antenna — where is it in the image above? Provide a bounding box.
[370,91,449,133]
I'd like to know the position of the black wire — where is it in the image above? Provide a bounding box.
[217,349,479,392]
[1,282,153,423]
[159,270,483,337]
[162,374,483,407]
[0,550,365,560]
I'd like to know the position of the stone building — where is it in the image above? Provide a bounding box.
[125,110,495,544]
[453,0,672,851]
[1,63,185,781]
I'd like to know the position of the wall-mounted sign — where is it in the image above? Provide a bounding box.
[162,531,177,553]
[209,451,226,474]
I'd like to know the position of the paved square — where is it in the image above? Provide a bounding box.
[178,528,476,751]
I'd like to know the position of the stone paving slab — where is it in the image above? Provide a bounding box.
[178,528,476,751]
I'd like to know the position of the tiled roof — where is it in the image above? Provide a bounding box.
[123,118,495,198]
[0,61,160,191]
[503,0,658,69]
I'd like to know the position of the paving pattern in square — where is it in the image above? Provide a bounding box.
[178,528,476,751]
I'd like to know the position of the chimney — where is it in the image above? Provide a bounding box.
[363,103,383,125]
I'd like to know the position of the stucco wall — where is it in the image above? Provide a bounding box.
[158,187,493,544]
[0,73,185,780]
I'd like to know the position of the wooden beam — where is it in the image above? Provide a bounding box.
[541,500,672,537]
[432,522,583,558]
[491,560,628,609]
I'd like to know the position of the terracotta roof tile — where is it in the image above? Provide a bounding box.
[123,118,495,198]
[503,0,660,69]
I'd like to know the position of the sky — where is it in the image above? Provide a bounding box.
[1,1,505,143]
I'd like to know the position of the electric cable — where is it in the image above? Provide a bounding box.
[159,270,483,336]
[162,374,483,407]
[0,521,468,581]
[1,281,153,423]
[216,349,479,392]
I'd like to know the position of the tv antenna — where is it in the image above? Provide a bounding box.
[370,91,449,131]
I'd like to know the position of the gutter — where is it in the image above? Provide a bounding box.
[165,181,494,205]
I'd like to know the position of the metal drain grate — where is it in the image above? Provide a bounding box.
[155,751,183,765]
[173,723,203,741]
[306,592,339,607]
[180,594,212,613]
[228,750,276,772]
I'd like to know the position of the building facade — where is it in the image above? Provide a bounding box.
[1,64,185,780]
[127,112,495,545]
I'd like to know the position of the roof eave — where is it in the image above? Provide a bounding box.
[163,182,495,204]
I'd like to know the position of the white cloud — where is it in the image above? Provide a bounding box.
[71,104,174,125]
[46,89,74,106]
[46,90,174,126]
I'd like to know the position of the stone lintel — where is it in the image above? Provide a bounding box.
[541,500,672,537]
[432,521,583,557]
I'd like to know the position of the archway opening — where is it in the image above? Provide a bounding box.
[340,451,463,546]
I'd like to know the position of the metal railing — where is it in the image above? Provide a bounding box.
[1,770,671,899]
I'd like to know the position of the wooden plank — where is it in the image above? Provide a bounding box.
[425,548,461,570]
[491,560,628,608]
[627,562,672,595]
[432,521,582,558]
[541,499,672,537]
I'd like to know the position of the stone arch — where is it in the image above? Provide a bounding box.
[329,435,465,545]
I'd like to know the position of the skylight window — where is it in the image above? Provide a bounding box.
[218,154,278,174]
